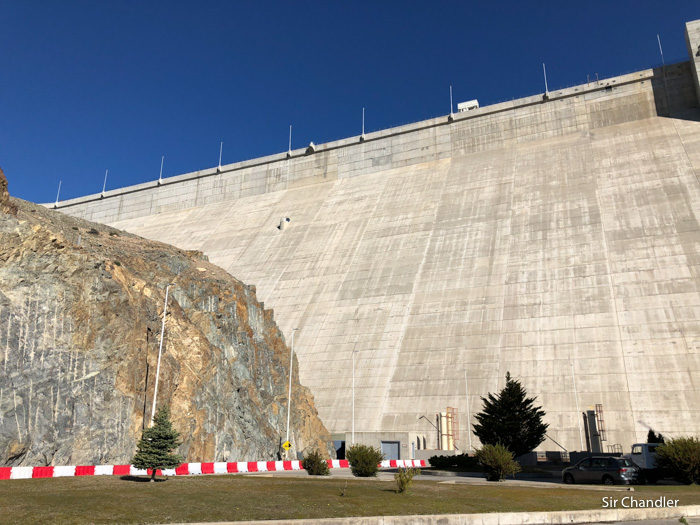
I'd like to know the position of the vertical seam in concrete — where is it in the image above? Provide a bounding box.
[496,147,518,393]
[317,176,389,432]
[375,160,451,430]
[594,180,636,440]
[224,191,289,279]
[264,186,338,332]
[331,179,389,296]
[669,118,699,392]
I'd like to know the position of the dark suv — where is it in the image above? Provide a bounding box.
[562,456,639,485]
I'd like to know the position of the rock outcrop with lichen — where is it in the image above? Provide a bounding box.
[0,169,330,466]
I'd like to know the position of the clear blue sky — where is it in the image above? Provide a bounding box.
[2,1,699,203]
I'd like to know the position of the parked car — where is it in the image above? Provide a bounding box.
[562,456,639,485]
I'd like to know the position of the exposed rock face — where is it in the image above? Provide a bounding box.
[0,173,330,466]
[0,167,16,216]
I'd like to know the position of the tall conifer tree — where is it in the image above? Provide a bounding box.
[473,372,548,457]
[132,406,183,481]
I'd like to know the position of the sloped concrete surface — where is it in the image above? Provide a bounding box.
[53,37,700,451]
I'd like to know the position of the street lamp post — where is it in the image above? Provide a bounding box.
[352,348,357,446]
[150,284,172,426]
[571,358,585,450]
[285,328,298,458]
[465,370,472,452]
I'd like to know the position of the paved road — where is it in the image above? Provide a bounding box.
[251,468,634,491]
[590,518,700,525]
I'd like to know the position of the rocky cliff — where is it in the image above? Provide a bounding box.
[0,168,330,466]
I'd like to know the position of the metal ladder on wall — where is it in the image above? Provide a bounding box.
[595,404,607,442]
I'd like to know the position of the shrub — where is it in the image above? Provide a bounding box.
[301,449,330,476]
[346,444,384,477]
[394,467,419,493]
[656,437,700,484]
[428,454,452,469]
[428,453,481,471]
[476,443,521,481]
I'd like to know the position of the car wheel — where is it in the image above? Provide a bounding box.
[602,475,614,485]
[563,473,574,484]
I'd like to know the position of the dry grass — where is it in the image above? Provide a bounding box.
[0,475,698,524]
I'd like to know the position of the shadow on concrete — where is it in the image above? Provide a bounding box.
[651,62,700,121]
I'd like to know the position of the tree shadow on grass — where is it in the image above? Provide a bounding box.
[120,475,168,482]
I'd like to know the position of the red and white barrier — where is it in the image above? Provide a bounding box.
[0,459,426,480]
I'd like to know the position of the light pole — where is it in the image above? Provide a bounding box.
[361,107,366,141]
[158,155,164,185]
[571,358,584,450]
[352,347,357,445]
[150,284,172,425]
[54,180,62,208]
[465,370,472,452]
[285,328,298,457]
[101,169,108,197]
[350,315,361,446]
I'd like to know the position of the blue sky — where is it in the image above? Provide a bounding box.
[2,1,699,203]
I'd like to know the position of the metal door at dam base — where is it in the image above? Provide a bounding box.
[381,441,400,460]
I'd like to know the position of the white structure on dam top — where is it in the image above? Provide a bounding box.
[51,21,700,457]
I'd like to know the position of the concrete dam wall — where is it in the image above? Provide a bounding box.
[52,21,700,454]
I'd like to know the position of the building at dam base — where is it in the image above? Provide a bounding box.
[53,21,700,457]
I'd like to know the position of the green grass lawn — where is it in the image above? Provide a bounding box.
[0,475,698,524]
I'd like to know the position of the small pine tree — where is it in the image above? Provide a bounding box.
[132,406,183,481]
[473,372,548,458]
[647,429,666,444]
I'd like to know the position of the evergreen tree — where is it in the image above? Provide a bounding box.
[472,372,548,458]
[132,406,183,481]
[647,429,665,444]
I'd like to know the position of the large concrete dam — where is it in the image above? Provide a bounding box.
[51,21,700,456]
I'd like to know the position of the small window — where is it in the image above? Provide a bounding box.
[632,445,642,455]
[579,458,592,468]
